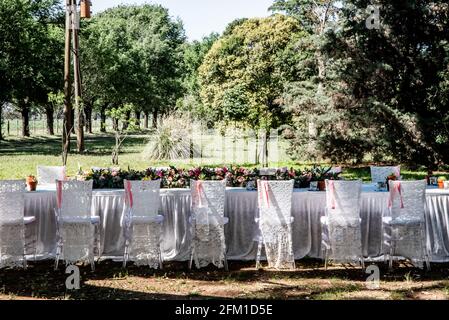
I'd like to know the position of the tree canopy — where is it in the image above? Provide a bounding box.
[199,15,305,130]
[80,4,186,121]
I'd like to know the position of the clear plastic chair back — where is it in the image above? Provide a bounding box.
[324,180,363,263]
[56,180,94,265]
[370,166,400,183]
[37,166,66,186]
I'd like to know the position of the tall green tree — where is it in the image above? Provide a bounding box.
[199,15,306,165]
[0,0,63,137]
[178,33,219,125]
[270,0,340,161]
[199,15,304,142]
[321,0,449,166]
[80,4,186,131]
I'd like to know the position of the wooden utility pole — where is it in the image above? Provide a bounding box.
[62,0,90,163]
[73,0,85,153]
[62,0,73,166]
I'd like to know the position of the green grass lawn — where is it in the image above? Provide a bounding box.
[0,133,447,180]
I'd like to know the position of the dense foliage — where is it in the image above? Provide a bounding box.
[274,0,449,167]
[2,1,448,169]
[0,0,64,138]
[80,4,185,129]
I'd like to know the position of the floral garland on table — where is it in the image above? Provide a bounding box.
[77,165,341,189]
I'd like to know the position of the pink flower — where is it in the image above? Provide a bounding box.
[111,171,118,177]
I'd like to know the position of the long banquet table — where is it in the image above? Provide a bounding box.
[24,185,449,263]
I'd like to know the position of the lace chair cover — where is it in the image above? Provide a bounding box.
[0,180,26,268]
[190,180,227,269]
[323,180,363,263]
[257,180,295,269]
[124,180,162,268]
[37,166,66,186]
[385,180,428,268]
[370,166,400,183]
[56,180,94,265]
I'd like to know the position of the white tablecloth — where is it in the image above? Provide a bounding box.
[24,185,449,262]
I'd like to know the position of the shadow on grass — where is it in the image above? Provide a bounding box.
[1,259,449,300]
[0,134,149,157]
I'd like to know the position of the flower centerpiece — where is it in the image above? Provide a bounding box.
[26,175,38,191]
[438,176,447,189]
[164,166,187,188]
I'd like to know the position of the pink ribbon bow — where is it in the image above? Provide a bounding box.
[388,181,404,209]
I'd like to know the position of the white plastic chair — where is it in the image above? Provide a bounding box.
[189,180,228,270]
[54,180,99,271]
[37,166,66,186]
[122,179,164,269]
[383,180,430,270]
[256,180,295,270]
[321,180,364,269]
[329,166,342,174]
[370,166,400,183]
[0,180,36,269]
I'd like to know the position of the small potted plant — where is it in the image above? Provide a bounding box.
[26,175,38,191]
[438,176,447,189]
[312,166,337,191]
[386,173,397,191]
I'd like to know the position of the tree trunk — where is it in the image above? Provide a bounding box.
[152,110,158,128]
[45,105,54,135]
[112,118,119,131]
[122,110,131,131]
[0,105,3,140]
[20,102,30,137]
[260,129,269,168]
[71,109,75,134]
[84,102,92,133]
[144,111,149,129]
[100,105,107,133]
[76,107,85,153]
[135,111,141,128]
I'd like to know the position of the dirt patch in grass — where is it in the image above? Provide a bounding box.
[1,260,449,300]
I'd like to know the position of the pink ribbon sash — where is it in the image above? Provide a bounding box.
[328,180,336,209]
[56,180,63,209]
[196,181,204,207]
[388,181,404,209]
[125,180,133,208]
[259,181,270,208]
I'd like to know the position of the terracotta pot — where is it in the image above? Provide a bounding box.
[438,180,445,189]
[27,181,37,191]
[317,181,326,191]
